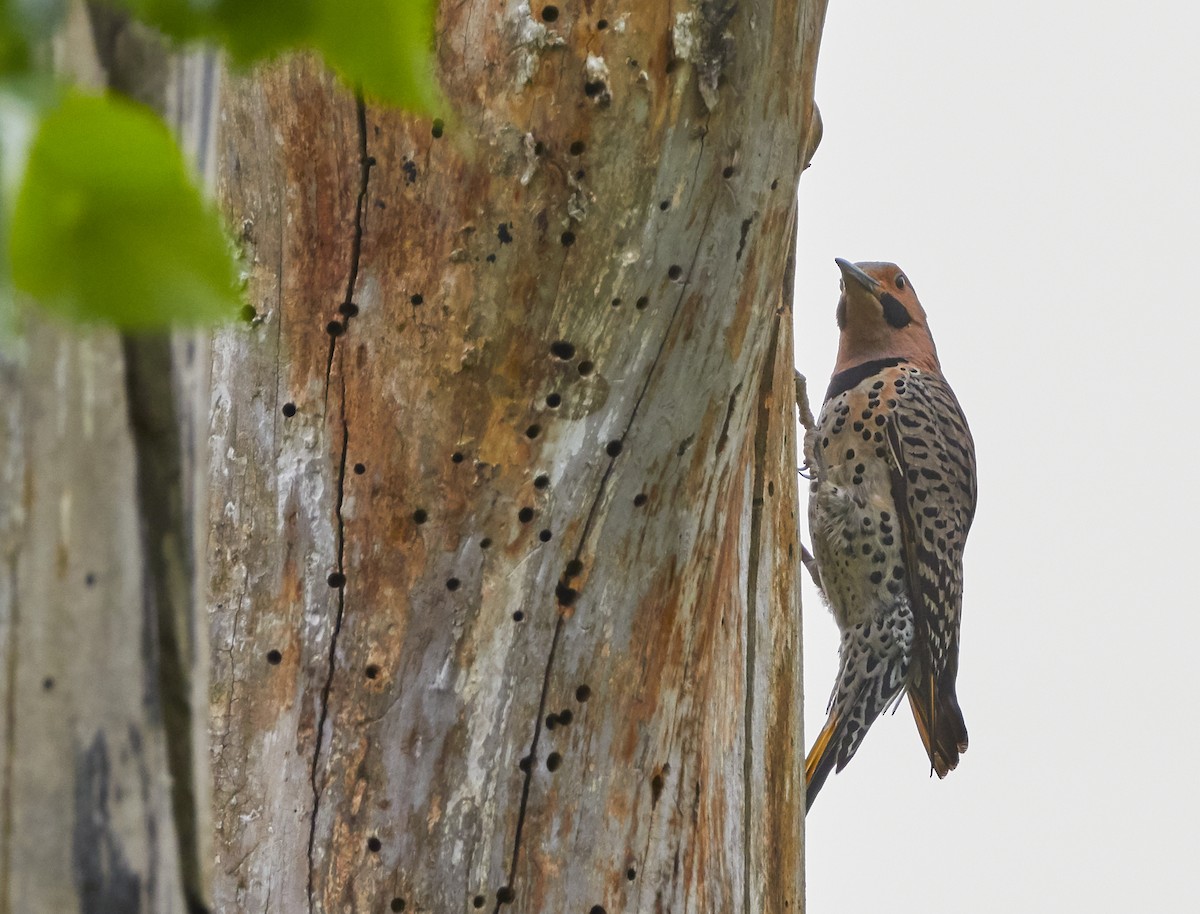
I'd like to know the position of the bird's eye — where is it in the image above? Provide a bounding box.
[895,275,907,290]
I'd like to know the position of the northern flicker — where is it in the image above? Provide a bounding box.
[804,258,977,811]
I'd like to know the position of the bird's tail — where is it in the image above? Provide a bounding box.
[907,673,968,777]
[804,689,894,812]
[805,625,910,811]
[804,711,844,811]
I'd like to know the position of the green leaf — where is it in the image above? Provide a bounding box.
[0,81,45,334]
[9,90,239,328]
[122,0,441,113]
[312,0,440,113]
[125,0,316,62]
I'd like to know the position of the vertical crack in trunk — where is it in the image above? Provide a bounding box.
[494,617,564,914]
[308,92,370,912]
[325,95,372,403]
[307,410,350,912]
[500,140,725,905]
[573,168,722,561]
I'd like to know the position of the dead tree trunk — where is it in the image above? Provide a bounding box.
[209,2,825,911]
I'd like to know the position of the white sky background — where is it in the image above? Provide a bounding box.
[793,2,1200,910]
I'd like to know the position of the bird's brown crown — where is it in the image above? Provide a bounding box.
[833,259,941,375]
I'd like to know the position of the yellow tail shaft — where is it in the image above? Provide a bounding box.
[804,711,840,811]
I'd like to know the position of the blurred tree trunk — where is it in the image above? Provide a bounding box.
[209,2,824,913]
[0,5,214,912]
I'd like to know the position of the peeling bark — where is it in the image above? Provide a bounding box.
[207,1,826,912]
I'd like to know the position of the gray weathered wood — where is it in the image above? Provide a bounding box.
[208,1,825,911]
[0,318,187,913]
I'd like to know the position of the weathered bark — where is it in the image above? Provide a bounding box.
[209,2,824,912]
[0,7,214,912]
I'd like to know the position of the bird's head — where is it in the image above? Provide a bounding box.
[832,259,940,374]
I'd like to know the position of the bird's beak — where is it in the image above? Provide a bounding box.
[835,258,880,295]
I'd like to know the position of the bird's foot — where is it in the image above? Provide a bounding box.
[800,543,823,593]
